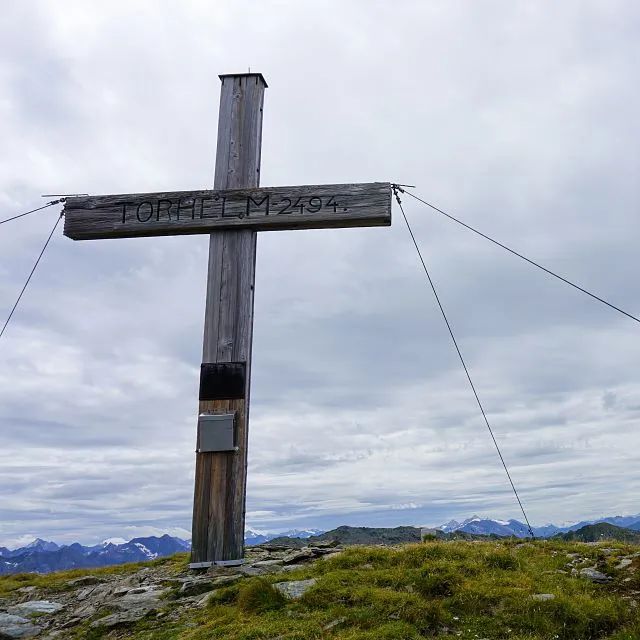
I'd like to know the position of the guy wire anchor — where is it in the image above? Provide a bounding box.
[41,193,89,204]
[391,183,408,206]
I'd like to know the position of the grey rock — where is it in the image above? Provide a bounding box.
[312,540,339,549]
[278,565,306,573]
[178,574,242,598]
[65,576,101,587]
[273,578,317,600]
[252,559,284,568]
[245,551,271,563]
[195,591,218,607]
[211,575,241,587]
[0,613,42,638]
[260,544,298,552]
[531,593,555,602]
[238,565,267,576]
[579,567,612,583]
[616,558,633,570]
[127,586,153,595]
[323,617,346,631]
[282,549,315,565]
[69,602,96,619]
[11,601,63,615]
[170,594,201,607]
[58,617,83,629]
[76,584,111,602]
[310,547,342,556]
[121,571,149,588]
[159,578,187,586]
[90,609,149,629]
[115,586,166,610]
[178,580,216,598]
[205,566,242,578]
[15,588,37,596]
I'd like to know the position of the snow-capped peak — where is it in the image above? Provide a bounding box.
[133,542,157,559]
[25,538,59,552]
[245,528,269,537]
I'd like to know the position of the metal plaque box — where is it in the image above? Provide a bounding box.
[197,413,236,452]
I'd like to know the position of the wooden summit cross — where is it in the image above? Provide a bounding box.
[63,73,392,567]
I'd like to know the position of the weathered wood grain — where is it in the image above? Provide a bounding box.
[62,182,392,240]
[190,73,263,565]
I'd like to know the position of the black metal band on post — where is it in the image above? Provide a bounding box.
[199,362,247,401]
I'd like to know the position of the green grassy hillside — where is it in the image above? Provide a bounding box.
[559,523,640,543]
[1,539,639,639]
[268,525,426,548]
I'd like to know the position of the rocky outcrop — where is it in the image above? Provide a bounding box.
[0,543,342,637]
[579,567,613,583]
[0,612,42,638]
[562,549,638,585]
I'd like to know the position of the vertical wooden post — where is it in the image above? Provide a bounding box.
[191,73,267,565]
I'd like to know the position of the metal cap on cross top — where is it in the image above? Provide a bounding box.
[219,72,268,88]
[61,72,391,568]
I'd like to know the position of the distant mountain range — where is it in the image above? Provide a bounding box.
[267,526,426,548]
[3,514,639,575]
[0,530,323,575]
[266,520,640,549]
[0,535,190,575]
[558,522,640,543]
[244,529,323,546]
[436,514,640,538]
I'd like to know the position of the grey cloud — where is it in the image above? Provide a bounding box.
[1,0,640,546]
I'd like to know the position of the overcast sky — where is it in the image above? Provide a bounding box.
[1,1,639,547]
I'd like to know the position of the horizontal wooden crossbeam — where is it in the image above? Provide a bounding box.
[63,182,392,240]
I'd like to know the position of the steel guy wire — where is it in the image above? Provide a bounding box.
[0,199,63,226]
[0,212,64,344]
[398,186,640,325]
[393,186,535,539]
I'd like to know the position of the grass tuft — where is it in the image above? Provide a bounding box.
[207,582,241,606]
[413,568,460,597]
[484,548,519,570]
[236,577,286,613]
